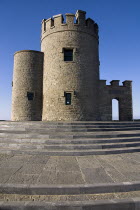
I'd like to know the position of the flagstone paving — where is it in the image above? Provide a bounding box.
[0,153,139,185]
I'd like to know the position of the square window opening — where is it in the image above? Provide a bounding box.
[64,49,73,61]
[27,92,34,101]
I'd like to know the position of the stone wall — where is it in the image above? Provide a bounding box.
[99,80,133,121]
[11,50,44,121]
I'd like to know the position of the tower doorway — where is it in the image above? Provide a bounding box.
[112,99,119,121]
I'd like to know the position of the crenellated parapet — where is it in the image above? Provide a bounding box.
[41,10,99,41]
[99,80,132,88]
[99,79,132,100]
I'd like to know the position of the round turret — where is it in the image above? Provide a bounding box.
[41,10,100,121]
[11,50,44,121]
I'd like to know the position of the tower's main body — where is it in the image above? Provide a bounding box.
[41,10,100,121]
[11,10,133,121]
[11,50,43,121]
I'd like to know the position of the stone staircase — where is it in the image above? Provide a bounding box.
[0,121,140,156]
[0,182,140,209]
[0,121,140,209]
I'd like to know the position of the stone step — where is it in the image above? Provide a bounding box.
[0,121,140,127]
[0,146,140,156]
[0,198,139,210]
[1,125,140,132]
[0,136,139,144]
[0,121,139,209]
[0,121,140,156]
[0,181,139,195]
[0,132,140,139]
[1,124,140,130]
[0,141,140,150]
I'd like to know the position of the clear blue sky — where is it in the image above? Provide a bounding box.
[0,0,140,120]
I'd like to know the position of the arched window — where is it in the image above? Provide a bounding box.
[112,99,119,120]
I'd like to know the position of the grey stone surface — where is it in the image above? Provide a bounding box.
[37,156,84,184]
[50,157,79,171]
[120,153,140,163]
[0,182,140,195]
[0,198,140,210]
[79,168,114,183]
[0,153,139,185]
[7,174,39,184]
[16,163,45,175]
[76,156,114,183]
[37,171,84,185]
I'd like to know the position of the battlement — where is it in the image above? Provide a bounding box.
[100,80,132,88]
[75,10,86,25]
[110,80,120,87]
[41,10,98,41]
[123,80,132,87]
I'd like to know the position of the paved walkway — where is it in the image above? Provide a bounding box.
[0,152,140,185]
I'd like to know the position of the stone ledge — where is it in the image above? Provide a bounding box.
[0,197,140,209]
[0,181,140,195]
[14,50,44,55]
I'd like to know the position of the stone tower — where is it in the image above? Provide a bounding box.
[11,50,43,121]
[11,10,133,121]
[41,10,100,121]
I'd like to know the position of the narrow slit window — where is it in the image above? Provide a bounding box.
[27,92,34,101]
[64,49,73,61]
[44,22,46,31]
[65,93,71,105]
